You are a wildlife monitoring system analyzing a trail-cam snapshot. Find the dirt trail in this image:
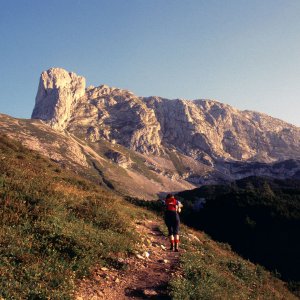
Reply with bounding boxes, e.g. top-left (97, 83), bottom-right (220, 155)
top-left (76, 219), bottom-right (181, 299)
